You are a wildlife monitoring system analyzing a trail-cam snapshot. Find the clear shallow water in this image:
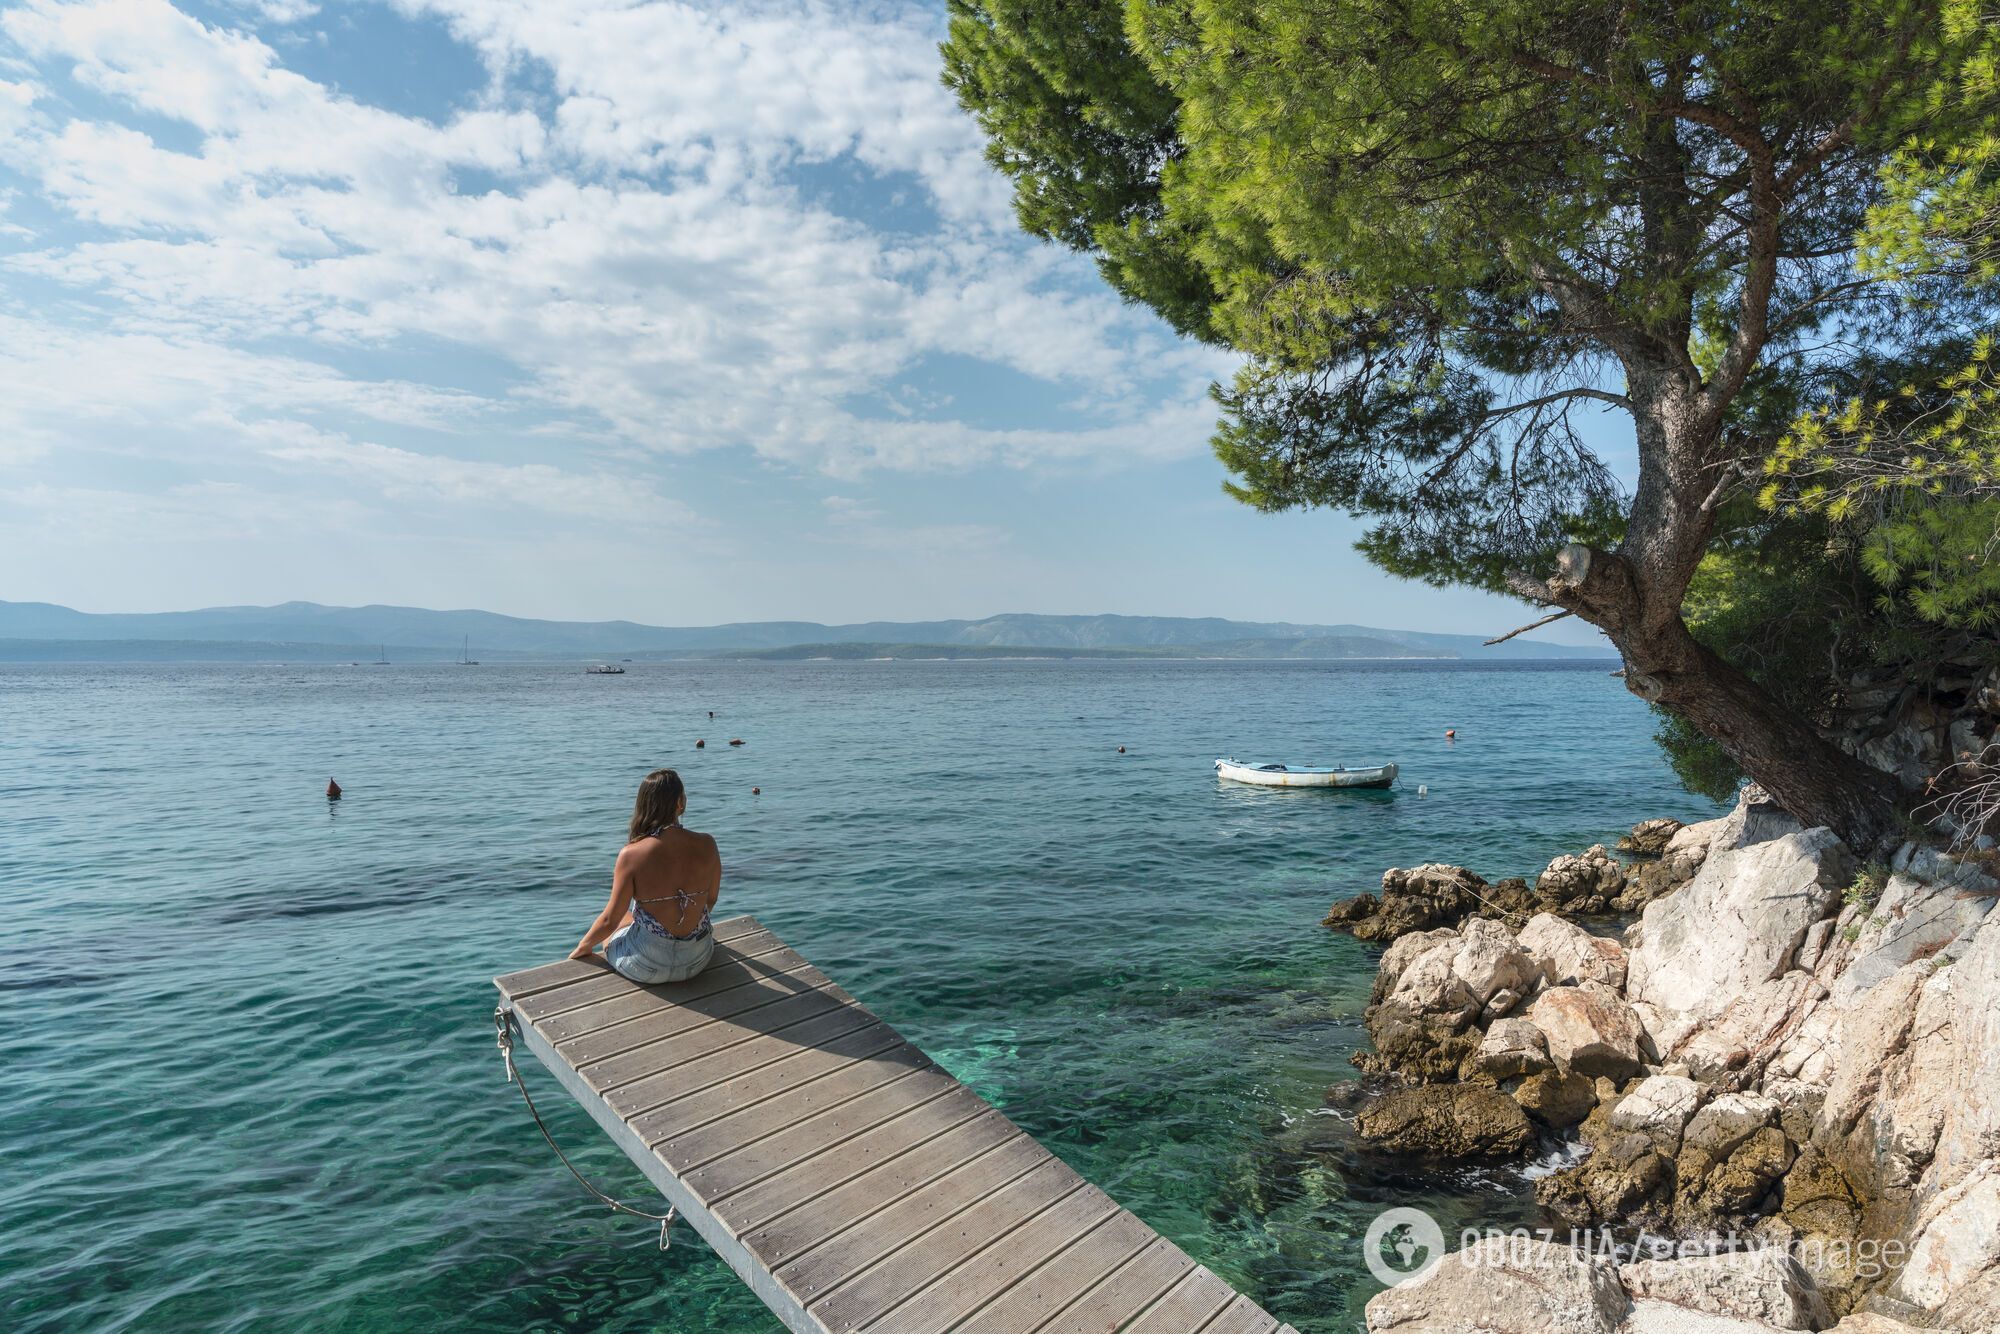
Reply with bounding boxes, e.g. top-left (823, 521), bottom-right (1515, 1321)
top-left (0, 660), bottom-right (1720, 1332)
